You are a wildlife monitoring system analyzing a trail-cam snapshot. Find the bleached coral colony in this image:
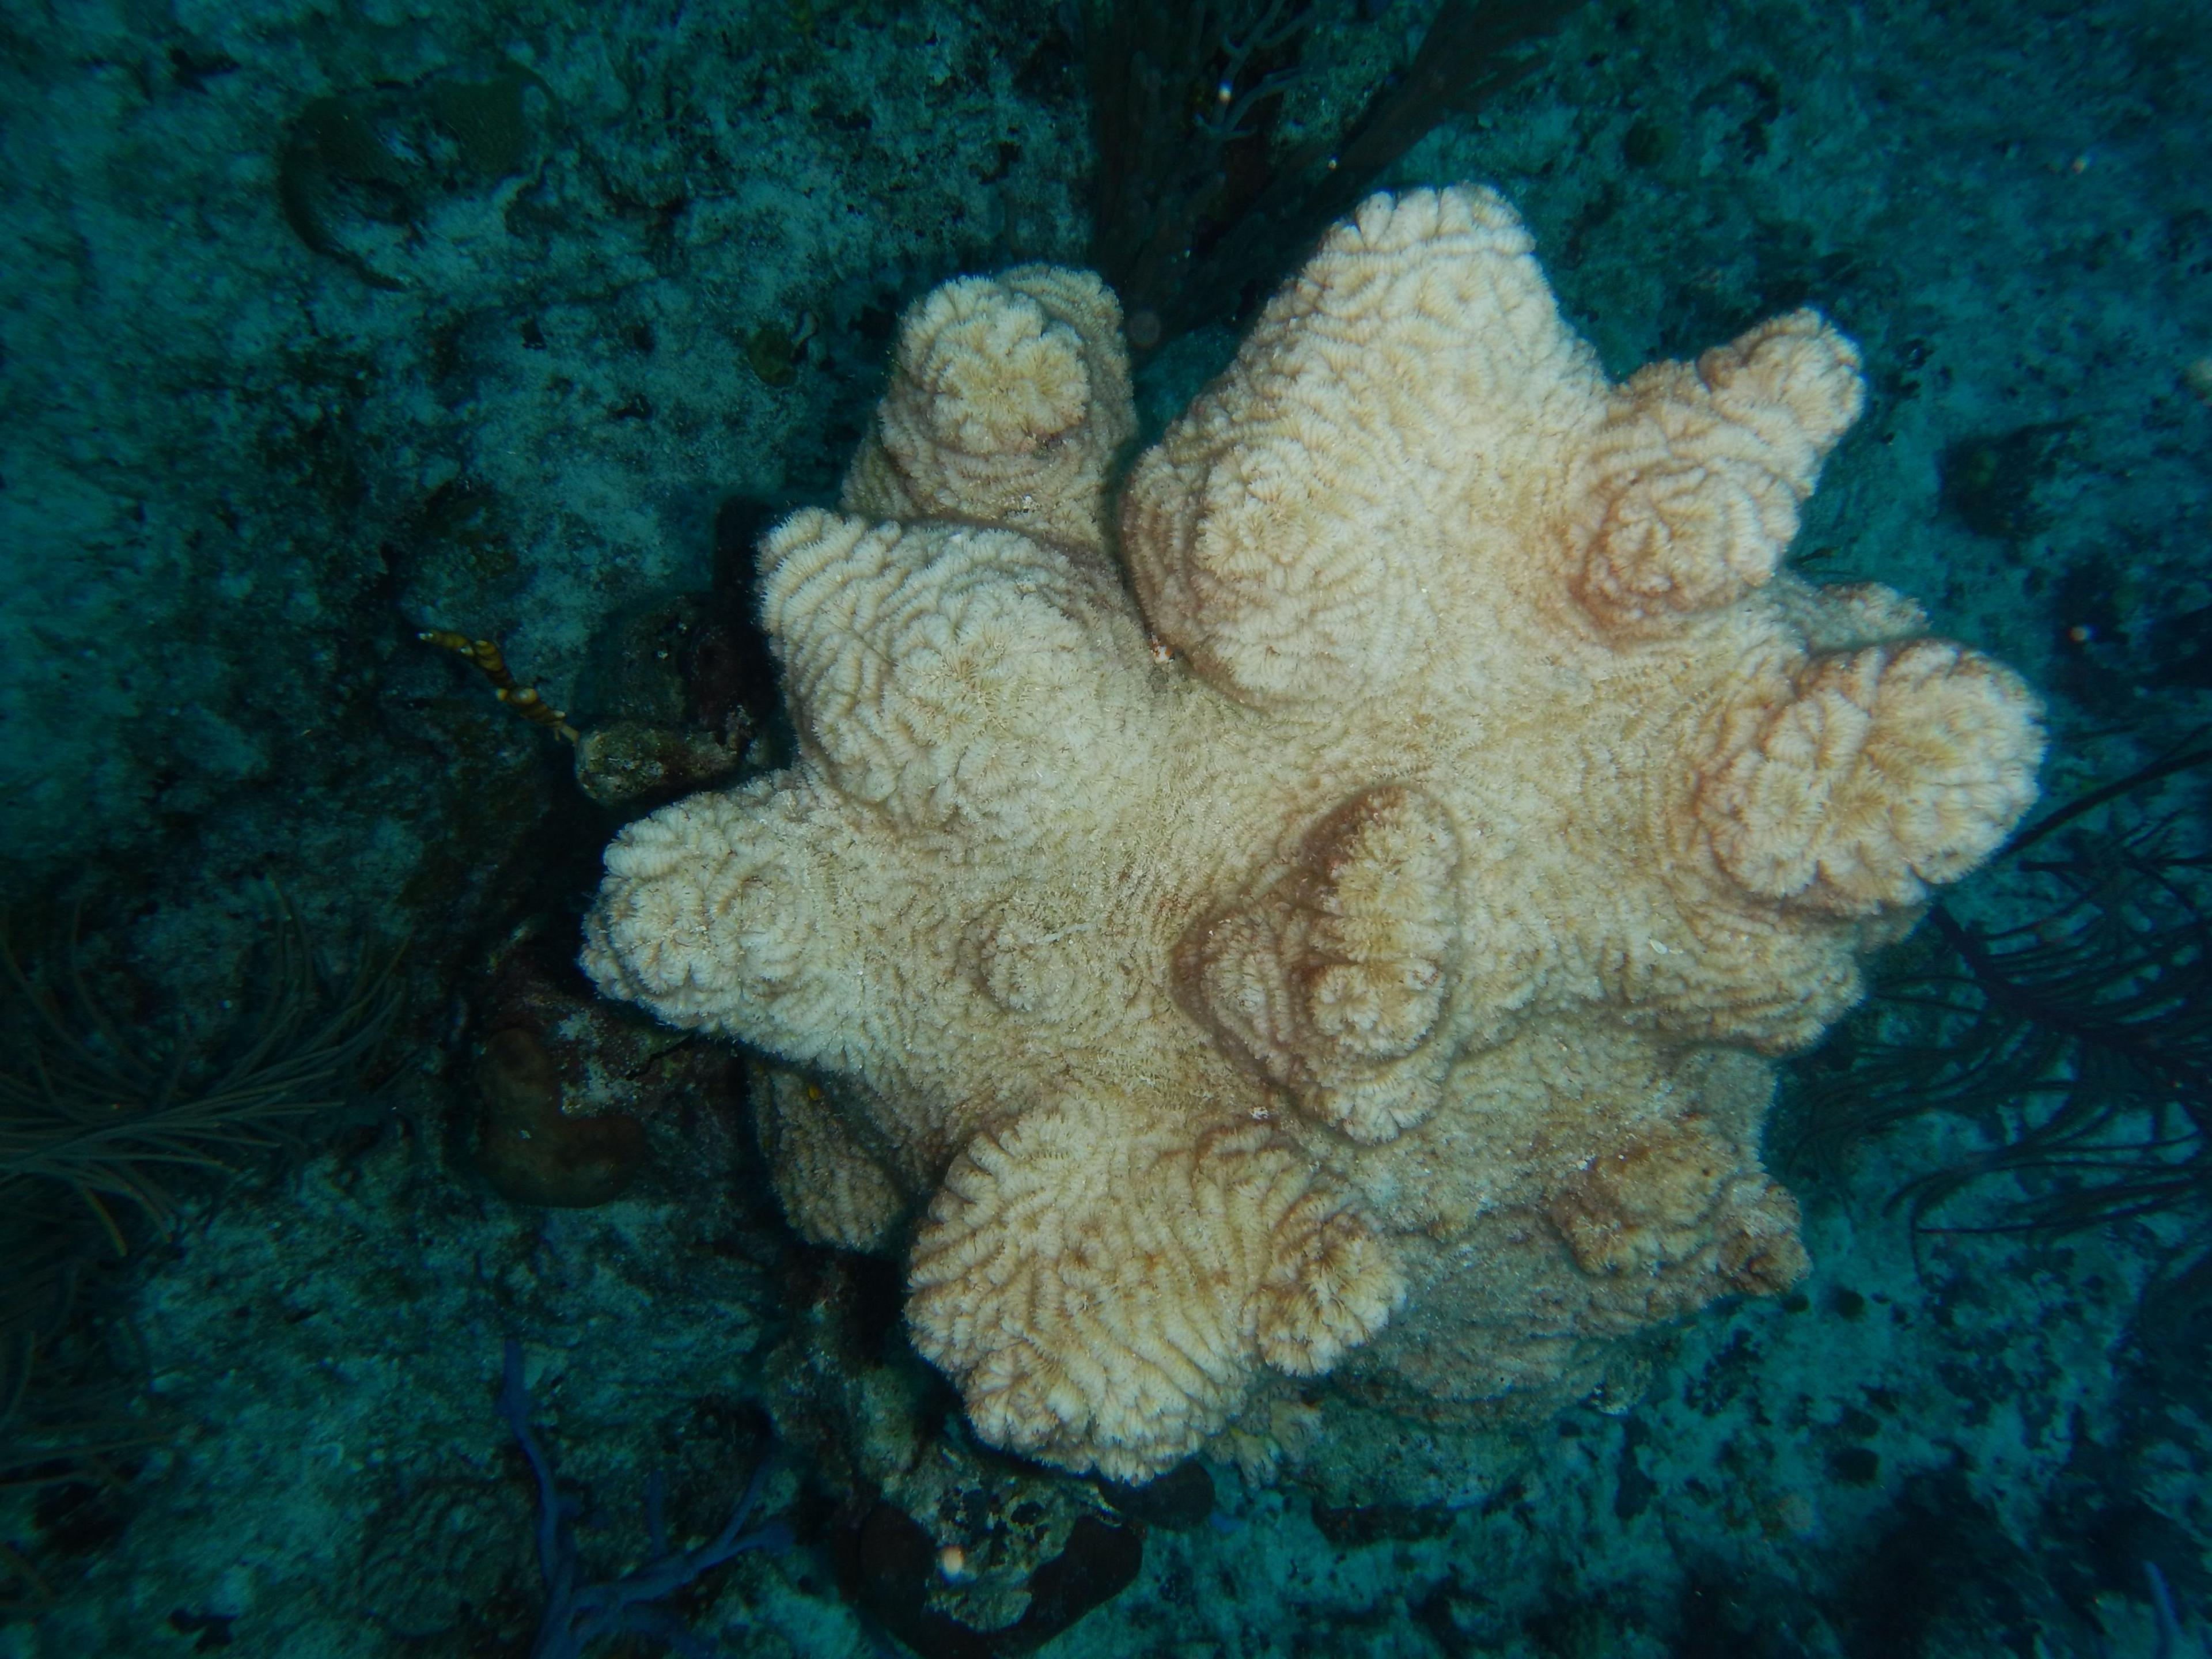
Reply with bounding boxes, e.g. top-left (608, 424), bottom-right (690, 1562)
top-left (581, 187), bottom-right (2046, 1482)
